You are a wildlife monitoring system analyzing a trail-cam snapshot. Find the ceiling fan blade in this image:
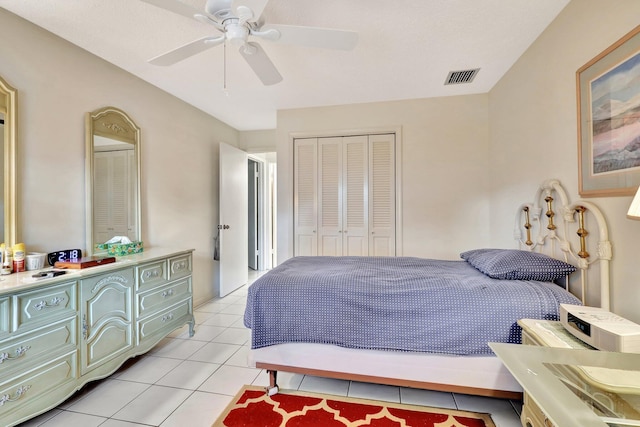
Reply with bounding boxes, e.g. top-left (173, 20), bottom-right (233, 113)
top-left (149, 36), bottom-right (225, 66)
top-left (257, 24), bottom-right (358, 50)
top-left (231, 0), bottom-right (270, 22)
top-left (139, 0), bottom-right (201, 21)
top-left (238, 42), bottom-right (283, 86)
